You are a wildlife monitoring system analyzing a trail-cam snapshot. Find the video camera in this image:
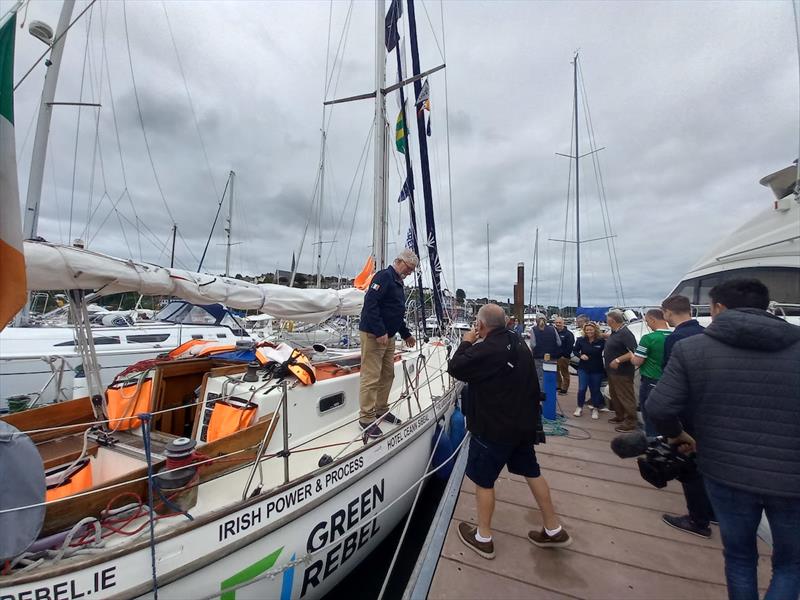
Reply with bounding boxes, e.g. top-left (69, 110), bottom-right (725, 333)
top-left (610, 431), bottom-right (697, 489)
